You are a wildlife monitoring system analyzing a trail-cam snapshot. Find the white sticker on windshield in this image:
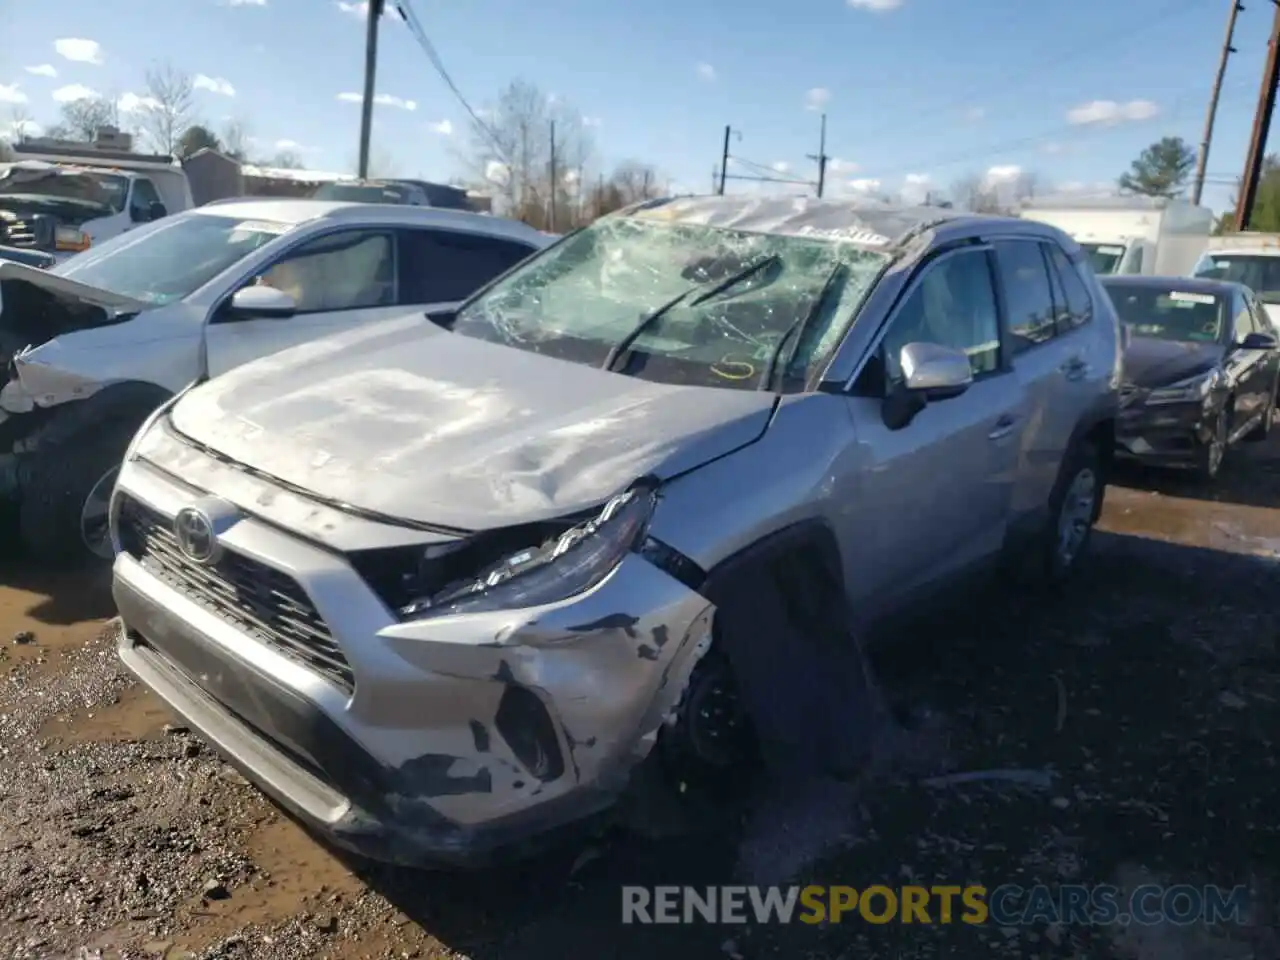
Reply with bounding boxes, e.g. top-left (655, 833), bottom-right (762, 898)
top-left (1097, 245), bottom-right (1125, 256)
top-left (233, 220), bottom-right (290, 235)
top-left (1168, 291), bottom-right (1216, 305)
